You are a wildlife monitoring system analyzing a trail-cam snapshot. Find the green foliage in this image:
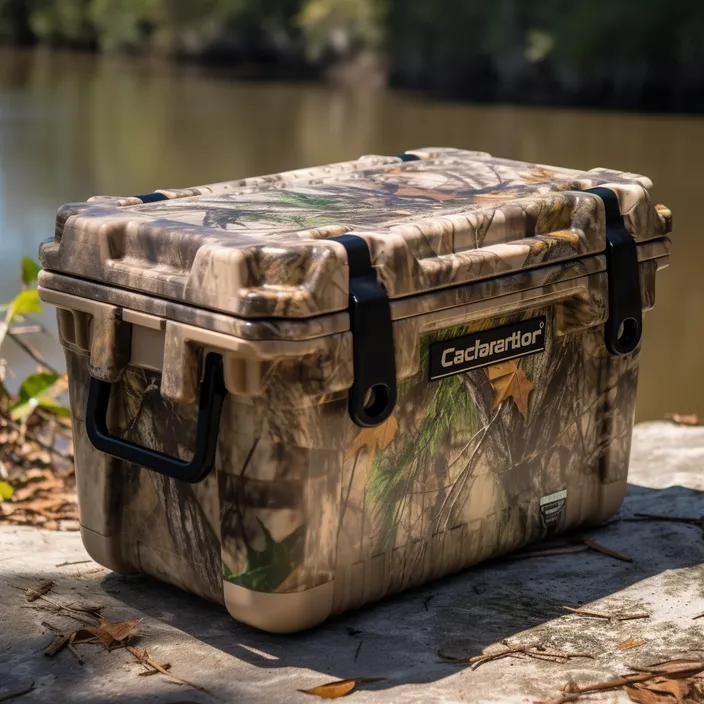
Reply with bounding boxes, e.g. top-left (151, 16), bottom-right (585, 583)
top-left (28, 0), bottom-right (94, 45)
top-left (367, 324), bottom-right (480, 551)
top-left (21, 257), bottom-right (41, 287)
top-left (10, 372), bottom-right (66, 421)
top-left (297, 0), bottom-right (385, 59)
top-left (223, 519), bottom-right (306, 591)
top-left (0, 480), bottom-right (13, 501)
top-left (3, 0), bottom-right (704, 100)
top-left (0, 258), bottom-right (71, 423)
top-left (7, 289), bottom-right (42, 321)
